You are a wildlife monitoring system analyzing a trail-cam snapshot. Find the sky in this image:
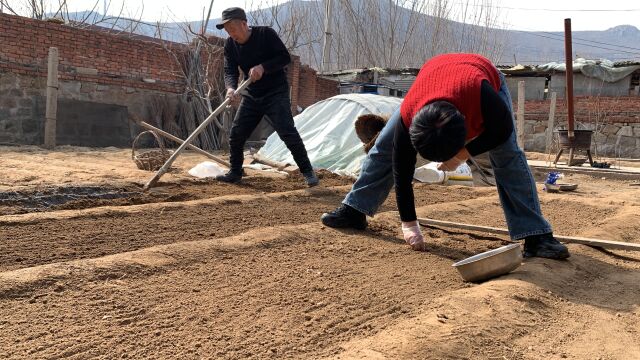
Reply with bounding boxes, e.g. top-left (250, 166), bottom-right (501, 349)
top-left (6, 0), bottom-right (640, 32)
